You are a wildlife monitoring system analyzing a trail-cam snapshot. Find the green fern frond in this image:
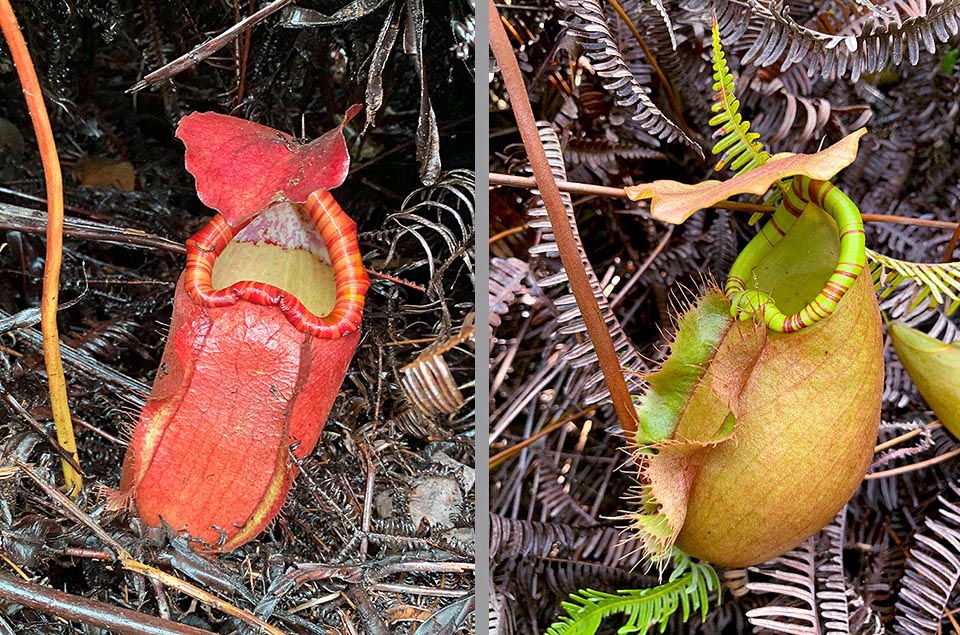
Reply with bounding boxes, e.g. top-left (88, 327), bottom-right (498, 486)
top-left (708, 20), bottom-right (770, 177)
top-left (868, 248), bottom-right (960, 315)
top-left (544, 550), bottom-right (720, 635)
